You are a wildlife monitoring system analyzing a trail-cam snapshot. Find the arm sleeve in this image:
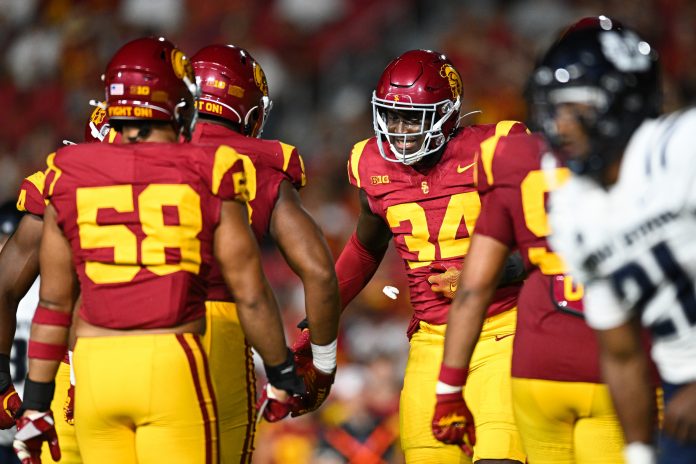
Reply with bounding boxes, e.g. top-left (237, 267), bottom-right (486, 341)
top-left (334, 233), bottom-right (386, 309)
